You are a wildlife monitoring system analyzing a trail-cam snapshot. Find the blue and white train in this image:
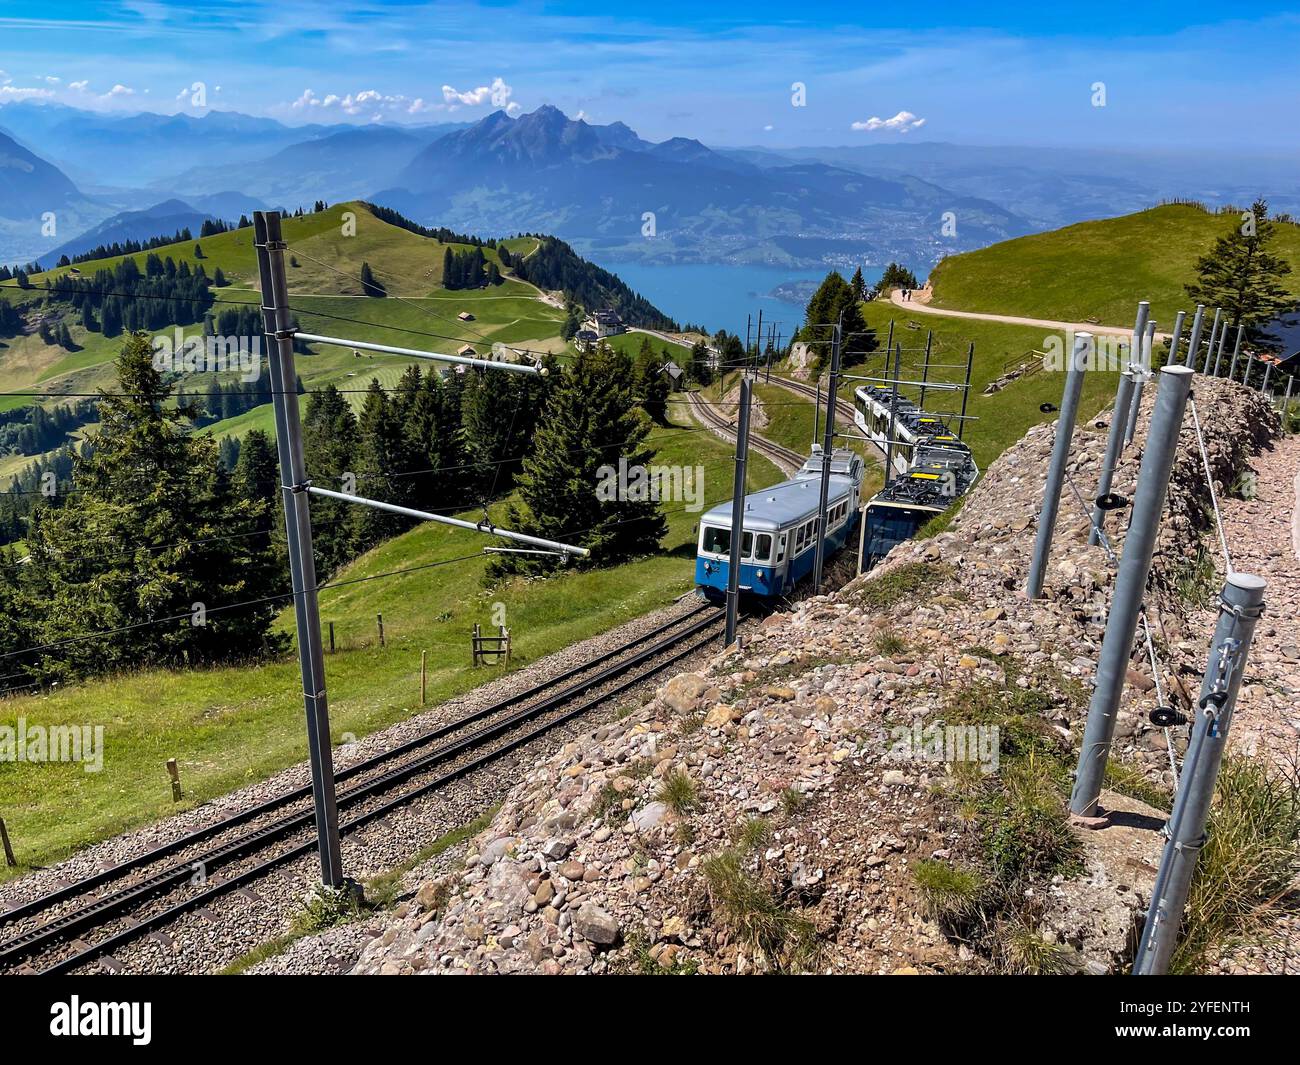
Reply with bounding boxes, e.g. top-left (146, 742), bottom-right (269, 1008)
top-left (695, 446), bottom-right (865, 602)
